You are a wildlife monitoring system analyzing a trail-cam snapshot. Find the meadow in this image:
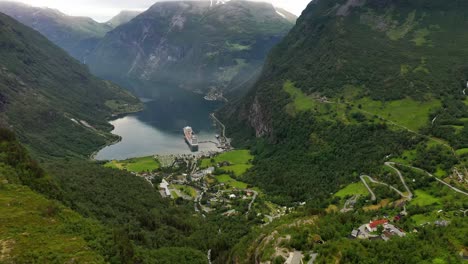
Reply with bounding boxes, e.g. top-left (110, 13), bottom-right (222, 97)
top-left (215, 174), bottom-right (248, 189)
top-left (201, 150), bottom-right (253, 169)
top-left (411, 190), bottom-right (441, 207)
top-left (334, 182), bottom-right (369, 198)
top-left (355, 97), bottom-right (441, 131)
top-left (104, 156), bottom-right (160, 173)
